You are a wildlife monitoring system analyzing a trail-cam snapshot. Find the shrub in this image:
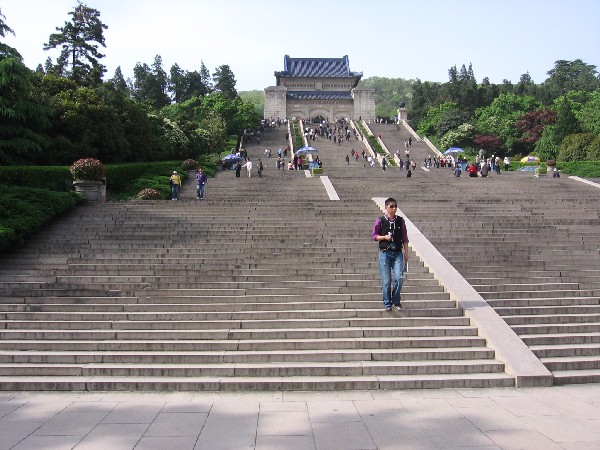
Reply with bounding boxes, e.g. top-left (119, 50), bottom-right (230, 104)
top-left (70, 158), bottom-right (105, 181)
top-left (558, 133), bottom-right (596, 162)
top-left (182, 159), bottom-right (198, 170)
top-left (0, 185), bottom-right (83, 252)
top-left (136, 188), bottom-right (162, 200)
top-left (0, 166), bottom-right (73, 192)
top-left (546, 159), bottom-right (556, 167)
